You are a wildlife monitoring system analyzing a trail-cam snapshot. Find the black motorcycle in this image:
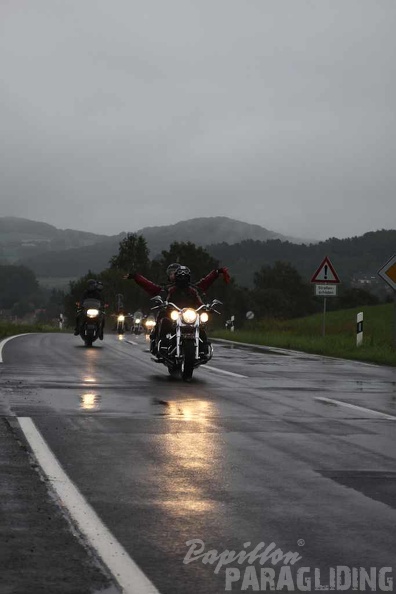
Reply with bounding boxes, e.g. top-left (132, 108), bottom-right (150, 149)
top-left (78, 298), bottom-right (105, 347)
top-left (150, 297), bottom-right (222, 381)
top-left (116, 313), bottom-right (126, 335)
